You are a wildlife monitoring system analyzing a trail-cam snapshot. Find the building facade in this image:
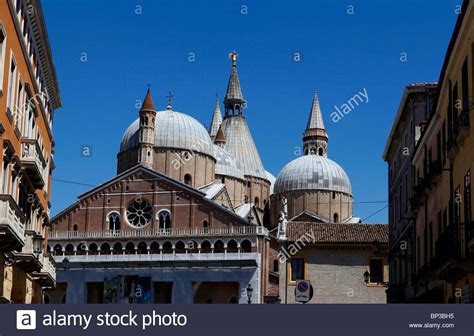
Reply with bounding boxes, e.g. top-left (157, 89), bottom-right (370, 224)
top-left (411, 0), bottom-right (474, 303)
top-left (0, 0), bottom-right (60, 303)
top-left (384, 0), bottom-right (474, 303)
top-left (47, 54), bottom-right (275, 304)
top-left (272, 91), bottom-right (389, 304)
top-left (383, 83), bottom-right (437, 303)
